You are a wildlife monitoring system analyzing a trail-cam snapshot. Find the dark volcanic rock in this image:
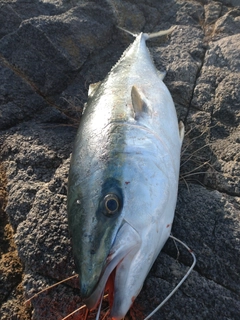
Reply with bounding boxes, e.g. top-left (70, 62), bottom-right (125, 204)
top-left (0, 64), bottom-right (50, 130)
top-left (0, 0), bottom-right (239, 320)
top-left (0, 3), bottom-right (114, 97)
top-left (0, 3), bottom-right (22, 38)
